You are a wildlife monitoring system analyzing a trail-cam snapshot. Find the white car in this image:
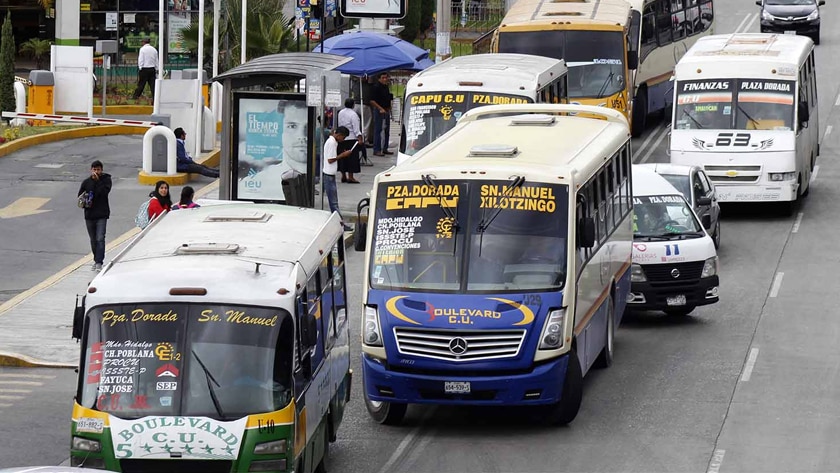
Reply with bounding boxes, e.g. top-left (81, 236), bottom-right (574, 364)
top-left (638, 162), bottom-right (721, 248)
